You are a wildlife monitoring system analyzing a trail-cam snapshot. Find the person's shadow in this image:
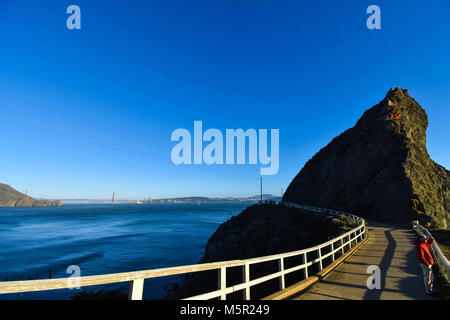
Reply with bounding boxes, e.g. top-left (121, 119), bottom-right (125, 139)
top-left (363, 228), bottom-right (396, 300)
